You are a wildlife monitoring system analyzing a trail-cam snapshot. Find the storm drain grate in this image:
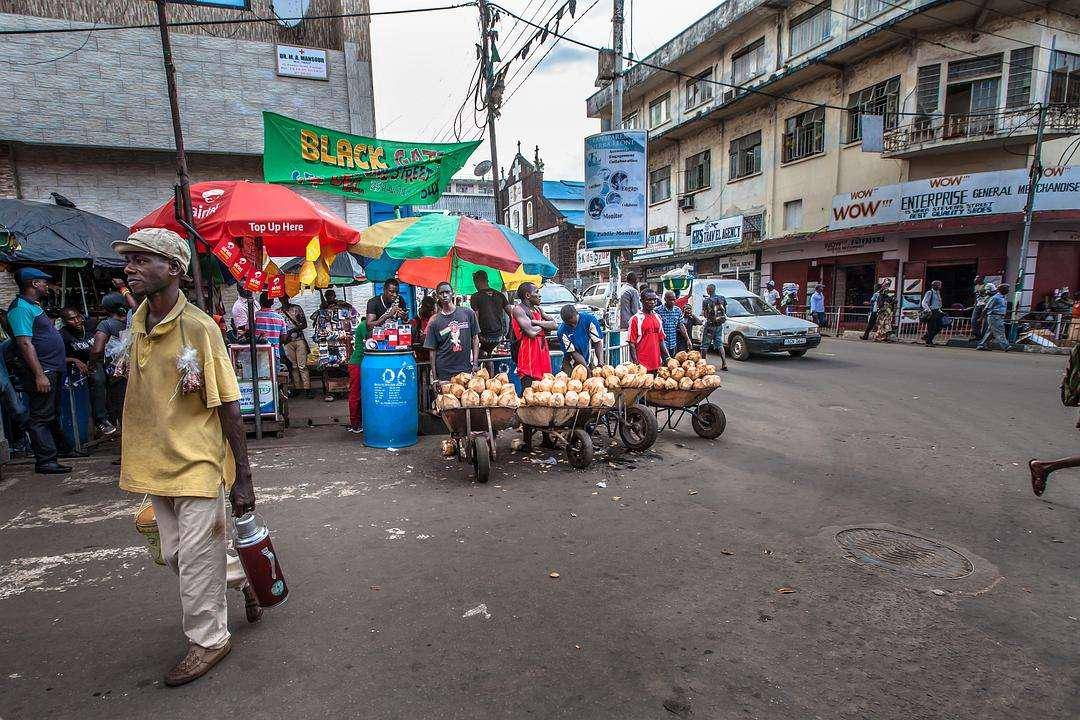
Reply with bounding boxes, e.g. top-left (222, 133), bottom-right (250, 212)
top-left (836, 528), bottom-right (974, 579)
